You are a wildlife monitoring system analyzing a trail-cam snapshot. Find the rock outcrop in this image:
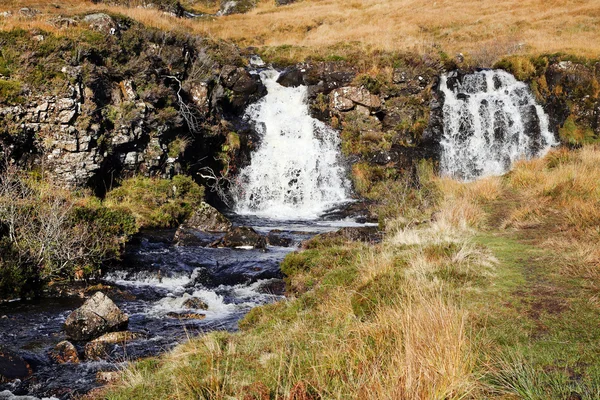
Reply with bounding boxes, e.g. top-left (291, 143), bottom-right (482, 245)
top-left (217, 0), bottom-right (256, 15)
top-left (0, 23), bottom-right (265, 195)
top-left (64, 292), bottom-right (129, 341)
